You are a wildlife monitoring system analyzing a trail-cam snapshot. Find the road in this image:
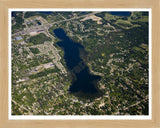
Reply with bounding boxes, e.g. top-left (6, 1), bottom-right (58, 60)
top-left (13, 12), bottom-right (100, 36)
top-left (113, 95), bottom-right (148, 115)
top-left (12, 99), bottom-right (29, 112)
